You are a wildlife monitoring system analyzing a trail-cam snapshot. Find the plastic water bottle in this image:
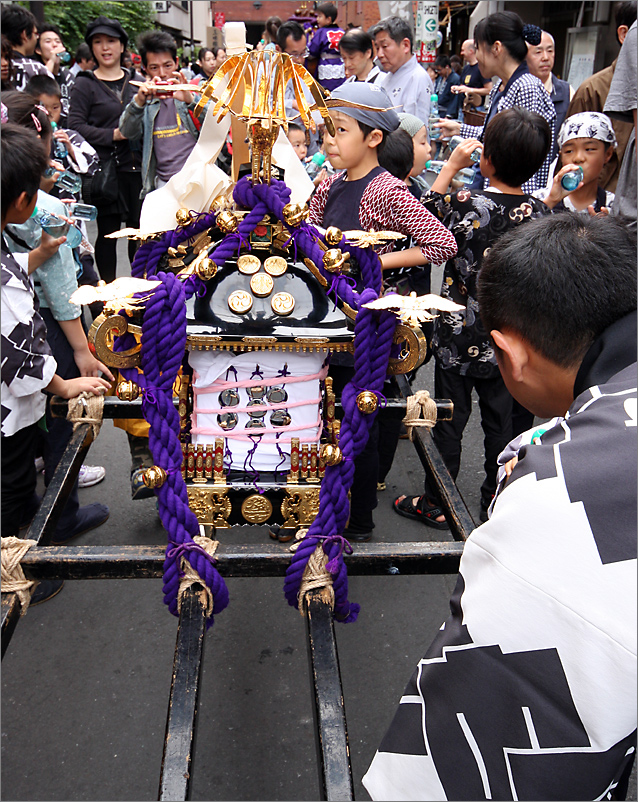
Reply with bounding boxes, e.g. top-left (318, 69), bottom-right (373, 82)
top-left (426, 160), bottom-right (475, 185)
top-left (561, 166), bottom-right (584, 191)
top-left (58, 50), bottom-right (71, 65)
top-left (305, 151), bottom-right (326, 179)
top-left (448, 135), bottom-right (482, 163)
top-left (50, 121), bottom-right (67, 161)
top-left (428, 94), bottom-right (440, 141)
top-left (54, 169), bottom-right (82, 195)
top-left (66, 203), bottom-right (97, 222)
top-left (33, 208), bottom-right (83, 248)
